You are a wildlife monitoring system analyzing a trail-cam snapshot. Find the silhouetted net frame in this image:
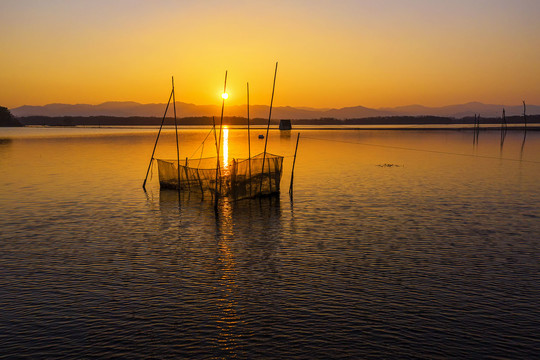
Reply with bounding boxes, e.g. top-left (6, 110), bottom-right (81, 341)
top-left (157, 152), bottom-right (283, 200)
